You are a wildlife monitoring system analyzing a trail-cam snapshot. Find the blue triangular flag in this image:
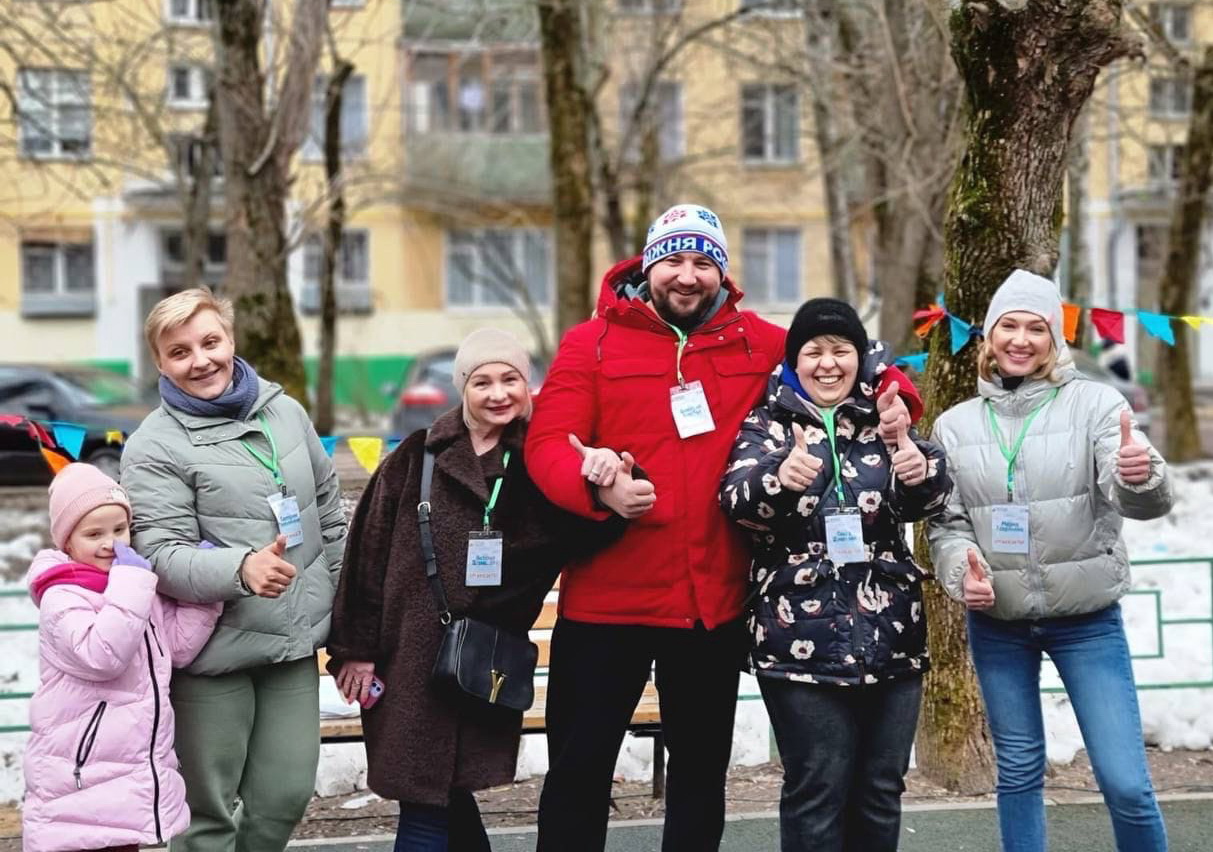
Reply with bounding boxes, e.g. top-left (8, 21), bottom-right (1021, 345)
top-left (1137, 311), bottom-right (1176, 345)
top-left (895, 353), bottom-right (929, 372)
top-left (319, 436), bottom-right (339, 457)
top-left (386, 438), bottom-right (402, 455)
top-left (949, 315), bottom-right (972, 355)
top-left (51, 422), bottom-right (87, 460)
